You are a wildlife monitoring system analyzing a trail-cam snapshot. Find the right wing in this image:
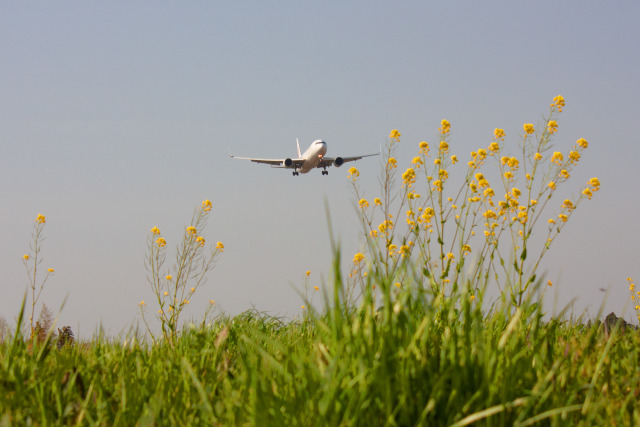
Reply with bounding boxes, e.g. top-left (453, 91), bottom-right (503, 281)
top-left (229, 154), bottom-right (304, 168)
